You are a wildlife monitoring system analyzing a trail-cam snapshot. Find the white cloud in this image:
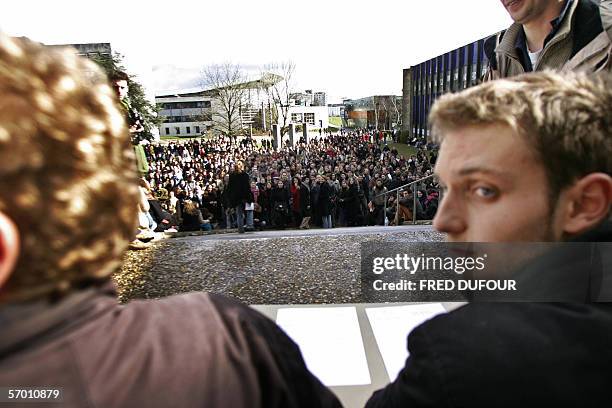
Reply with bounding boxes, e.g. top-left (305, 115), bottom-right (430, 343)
top-left (2, 0), bottom-right (512, 103)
